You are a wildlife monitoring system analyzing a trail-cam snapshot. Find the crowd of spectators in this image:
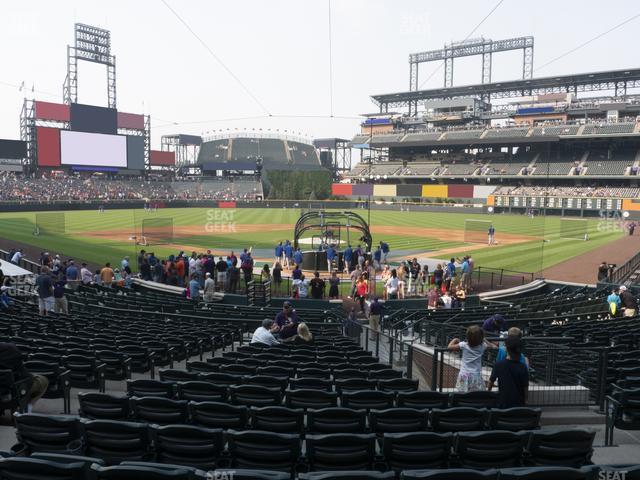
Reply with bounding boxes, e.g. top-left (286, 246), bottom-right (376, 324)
top-left (0, 174), bottom-right (262, 203)
top-left (494, 185), bottom-right (640, 198)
